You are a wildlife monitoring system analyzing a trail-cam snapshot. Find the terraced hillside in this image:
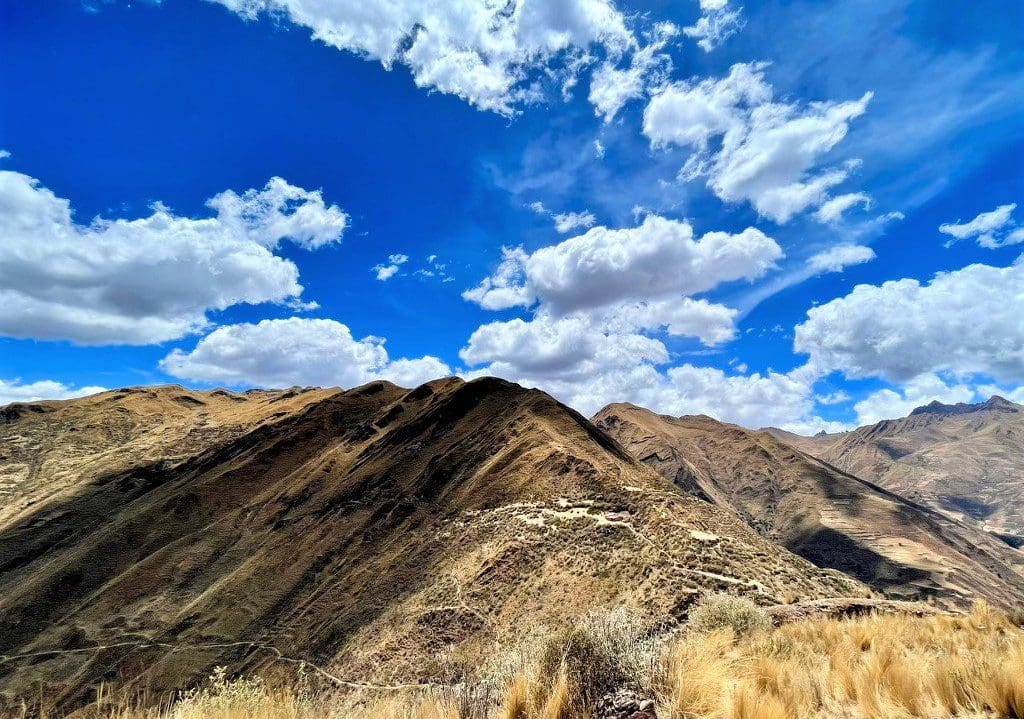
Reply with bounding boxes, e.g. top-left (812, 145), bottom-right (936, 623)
top-left (769, 396), bottom-right (1024, 544)
top-left (594, 403), bottom-right (1024, 609)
